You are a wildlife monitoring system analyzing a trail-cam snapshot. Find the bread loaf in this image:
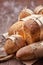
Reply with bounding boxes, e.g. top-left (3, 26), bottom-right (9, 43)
top-left (34, 5), bottom-right (43, 14)
top-left (3, 35), bottom-right (26, 54)
top-left (16, 41), bottom-right (43, 60)
top-left (18, 8), bottom-right (33, 20)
